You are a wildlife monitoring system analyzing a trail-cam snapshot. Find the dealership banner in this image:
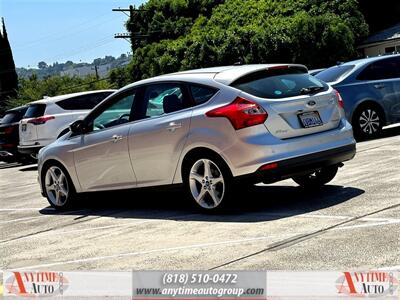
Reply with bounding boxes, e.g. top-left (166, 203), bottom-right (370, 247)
top-left (132, 271), bottom-right (266, 299)
top-left (0, 270), bottom-right (398, 299)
